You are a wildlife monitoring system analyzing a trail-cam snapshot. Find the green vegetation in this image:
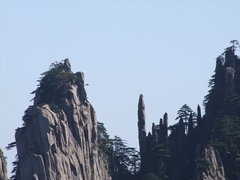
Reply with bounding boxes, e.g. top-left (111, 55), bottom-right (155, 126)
top-left (175, 104), bottom-right (197, 134)
top-left (111, 136), bottom-right (140, 175)
top-left (34, 61), bottom-right (80, 106)
top-left (197, 158), bottom-right (214, 173)
top-left (210, 115), bottom-right (240, 179)
top-left (175, 104), bottom-right (197, 123)
top-left (22, 105), bottom-right (34, 126)
top-left (5, 142), bottom-right (16, 151)
top-left (151, 143), bottom-right (170, 158)
top-left (97, 122), bottom-right (140, 179)
top-left (97, 122), bottom-right (111, 154)
top-left (142, 173), bottom-right (161, 180)
top-left (212, 115), bottom-right (240, 150)
top-left (0, 174), bottom-right (4, 180)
